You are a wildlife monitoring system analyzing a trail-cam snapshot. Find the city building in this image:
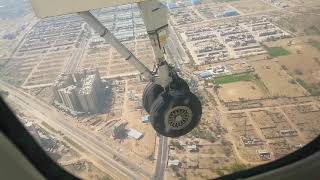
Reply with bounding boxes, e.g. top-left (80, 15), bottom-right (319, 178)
top-left (127, 128), bottom-right (144, 140)
top-left (168, 159), bottom-right (180, 167)
top-left (52, 68), bottom-right (105, 115)
top-left (257, 150), bottom-right (271, 161)
top-left (187, 144), bottom-right (198, 152)
top-left (223, 9), bottom-right (239, 17)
